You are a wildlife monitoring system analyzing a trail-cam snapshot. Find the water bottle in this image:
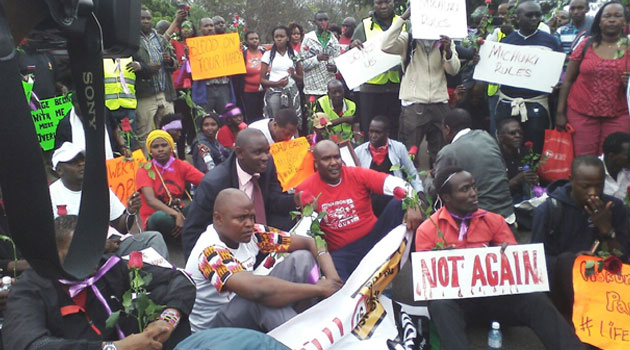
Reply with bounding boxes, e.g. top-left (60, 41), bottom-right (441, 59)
top-left (488, 321), bottom-right (502, 350)
top-left (198, 145), bottom-right (215, 171)
top-left (0, 276), bottom-right (10, 292)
